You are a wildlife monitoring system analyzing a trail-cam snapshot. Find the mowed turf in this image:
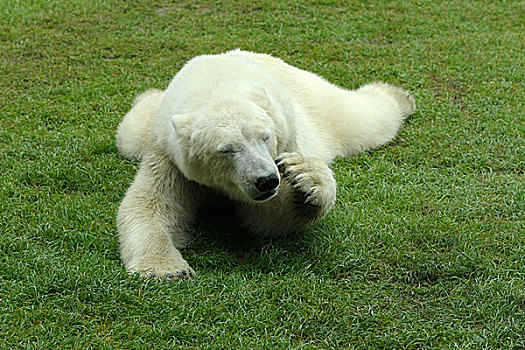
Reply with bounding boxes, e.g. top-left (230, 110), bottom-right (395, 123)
top-left (1, 0), bottom-right (523, 348)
